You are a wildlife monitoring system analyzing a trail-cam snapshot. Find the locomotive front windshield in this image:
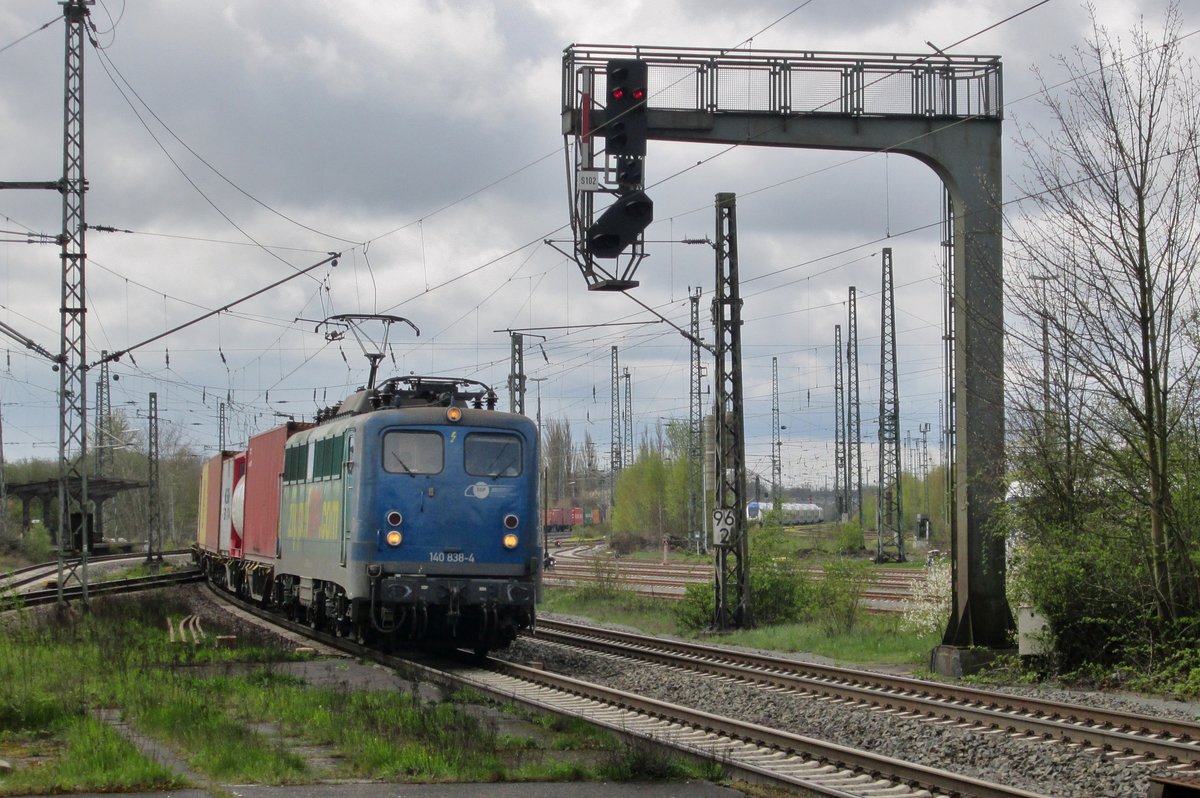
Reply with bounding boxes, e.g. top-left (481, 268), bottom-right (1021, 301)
top-left (382, 430), bottom-right (443, 475)
top-left (464, 432), bottom-right (522, 477)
